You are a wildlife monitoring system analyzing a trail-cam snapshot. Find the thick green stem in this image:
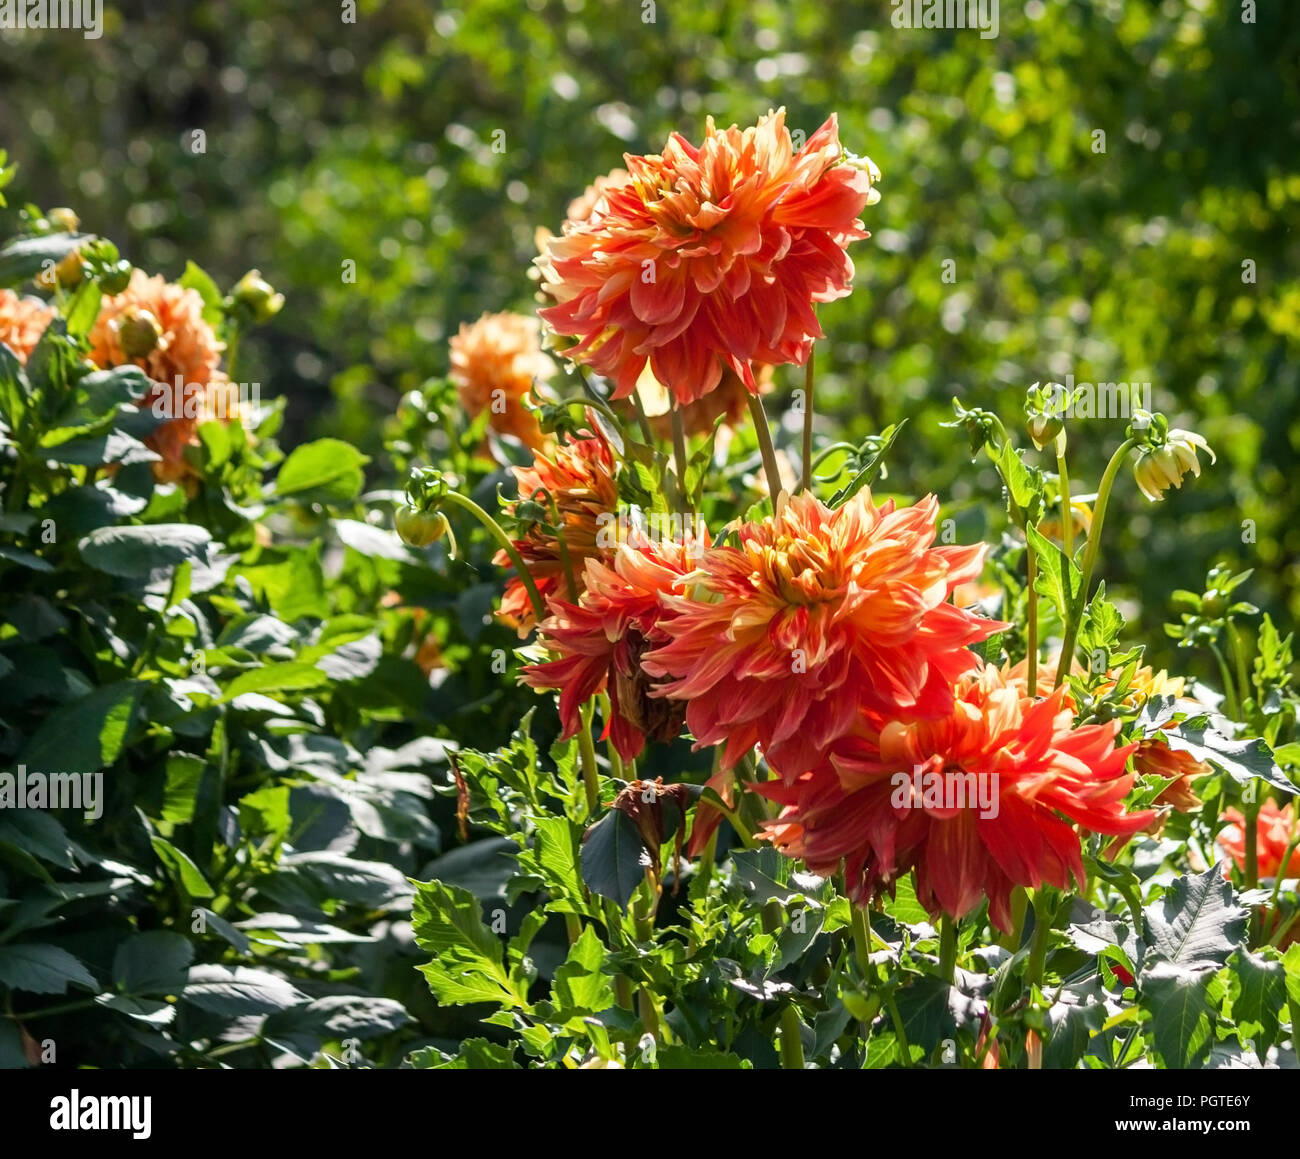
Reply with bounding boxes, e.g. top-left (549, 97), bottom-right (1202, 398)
top-left (577, 701), bottom-right (601, 817)
top-left (779, 1004), bottom-right (806, 1070)
top-left (939, 914), bottom-right (958, 984)
top-left (800, 353), bottom-right (815, 493)
top-left (746, 392), bottom-right (784, 506)
top-left (1244, 795), bottom-right (1260, 890)
top-left (1054, 438), bottom-right (1138, 688)
top-left (1055, 438), bottom-right (1074, 561)
top-left (1210, 642), bottom-right (1242, 721)
top-left (1026, 539), bottom-right (1039, 692)
top-left (1027, 889), bottom-right (1054, 989)
top-left (442, 491), bottom-right (547, 623)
